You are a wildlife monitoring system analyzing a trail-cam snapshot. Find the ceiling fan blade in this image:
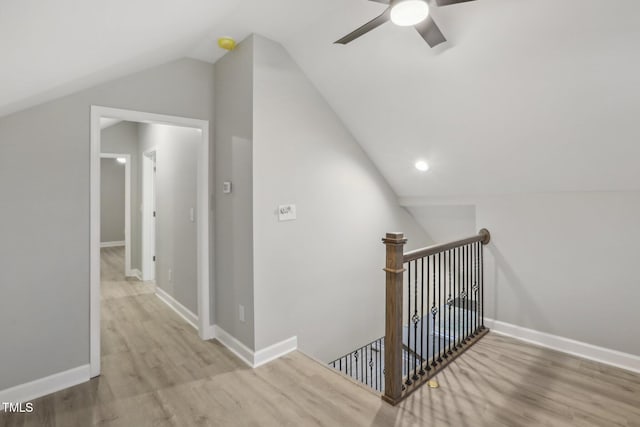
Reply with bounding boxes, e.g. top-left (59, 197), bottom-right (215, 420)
top-left (435, 0), bottom-right (475, 6)
top-left (335, 9), bottom-right (391, 44)
top-left (415, 16), bottom-right (447, 47)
